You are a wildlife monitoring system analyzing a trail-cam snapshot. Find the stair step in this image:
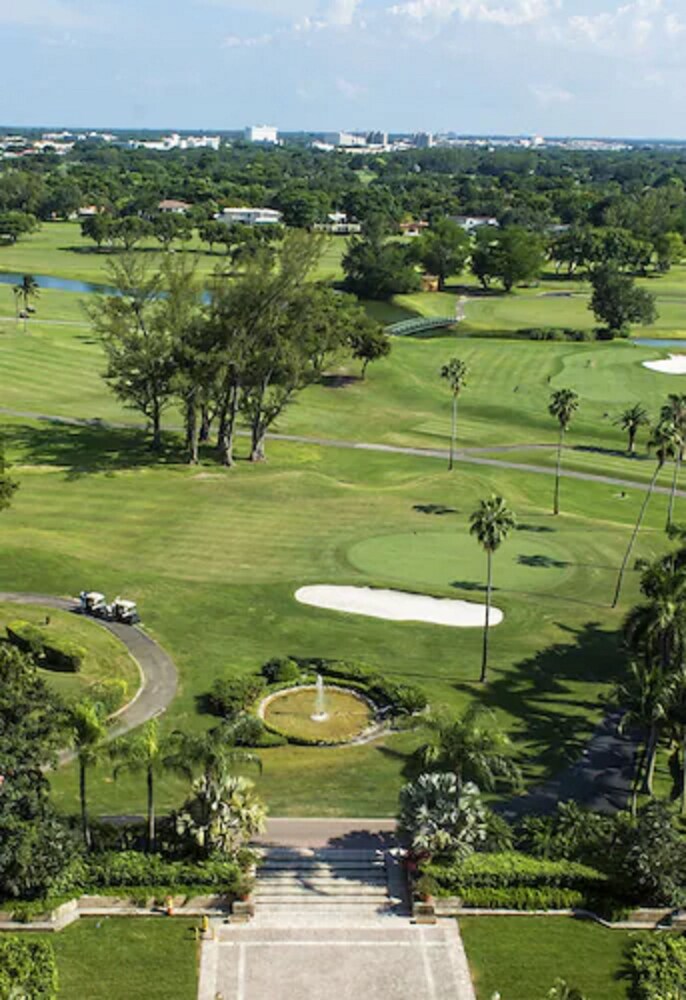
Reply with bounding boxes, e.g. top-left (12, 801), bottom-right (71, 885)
top-left (256, 886), bottom-right (388, 897)
top-left (260, 850), bottom-right (384, 862)
top-left (254, 895), bottom-right (391, 906)
top-left (259, 866), bottom-right (385, 876)
top-left (257, 876), bottom-right (387, 886)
